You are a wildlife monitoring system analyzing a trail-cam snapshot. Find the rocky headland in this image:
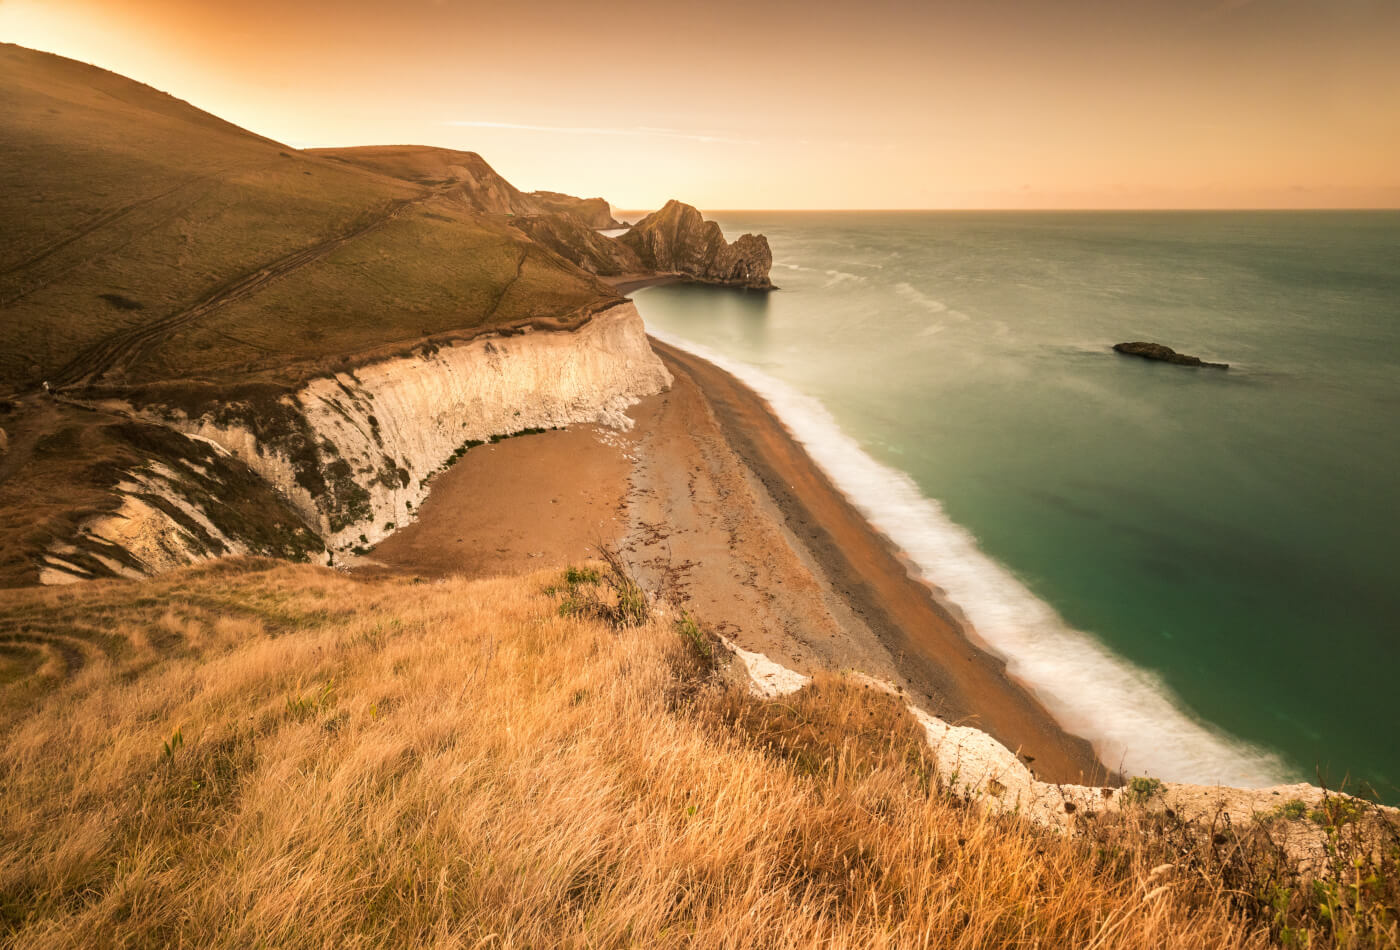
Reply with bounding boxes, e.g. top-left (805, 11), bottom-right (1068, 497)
top-left (511, 199), bottom-right (776, 291)
top-left (621, 200), bottom-right (774, 290)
